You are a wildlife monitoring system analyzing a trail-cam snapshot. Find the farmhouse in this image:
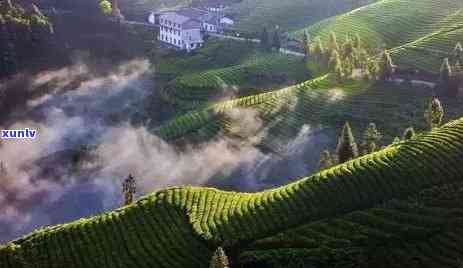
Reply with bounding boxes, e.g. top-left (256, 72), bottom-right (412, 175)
top-left (148, 7), bottom-right (234, 51)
